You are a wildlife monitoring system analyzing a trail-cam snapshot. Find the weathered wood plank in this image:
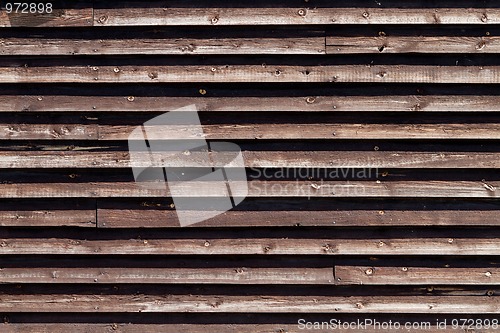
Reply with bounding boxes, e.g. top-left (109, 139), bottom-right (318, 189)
top-left (93, 7), bottom-right (500, 26)
top-left (0, 123), bottom-right (497, 140)
top-left (99, 123), bottom-right (500, 140)
top-left (0, 1), bottom-right (92, 27)
top-left (2, 238), bottom-right (499, 256)
top-left (0, 324), bottom-right (314, 333)
top-left (0, 37), bottom-right (325, 55)
top-left (0, 200), bottom-right (96, 227)
top-left (98, 208), bottom-right (500, 228)
top-left (0, 267), bottom-right (334, 284)
top-left (327, 36), bottom-right (500, 54)
top-left (4, 65), bottom-right (500, 84)
top-left (0, 294), bottom-right (497, 313)
top-left (0, 210), bottom-right (95, 227)
top-left (3, 95), bottom-right (500, 112)
top-left (335, 266), bottom-right (500, 285)
top-left (0, 180), bottom-right (497, 198)
top-left (0, 151), bottom-right (498, 168)
top-left (0, 323), bottom-right (477, 333)
top-left (0, 124), bottom-right (97, 140)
